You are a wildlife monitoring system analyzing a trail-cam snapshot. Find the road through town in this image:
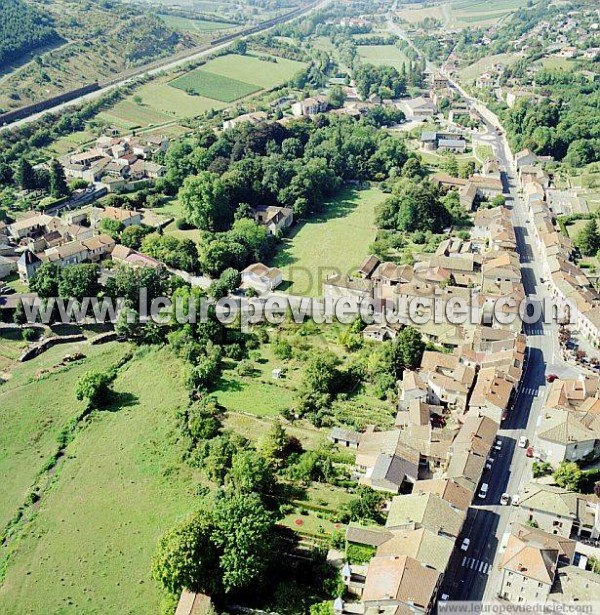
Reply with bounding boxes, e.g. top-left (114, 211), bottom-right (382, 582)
top-left (386, 13), bottom-right (583, 603)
